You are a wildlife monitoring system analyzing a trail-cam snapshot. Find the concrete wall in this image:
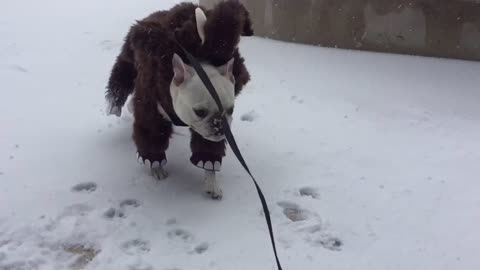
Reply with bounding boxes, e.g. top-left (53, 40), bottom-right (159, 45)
top-left (200, 0), bottom-right (480, 61)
